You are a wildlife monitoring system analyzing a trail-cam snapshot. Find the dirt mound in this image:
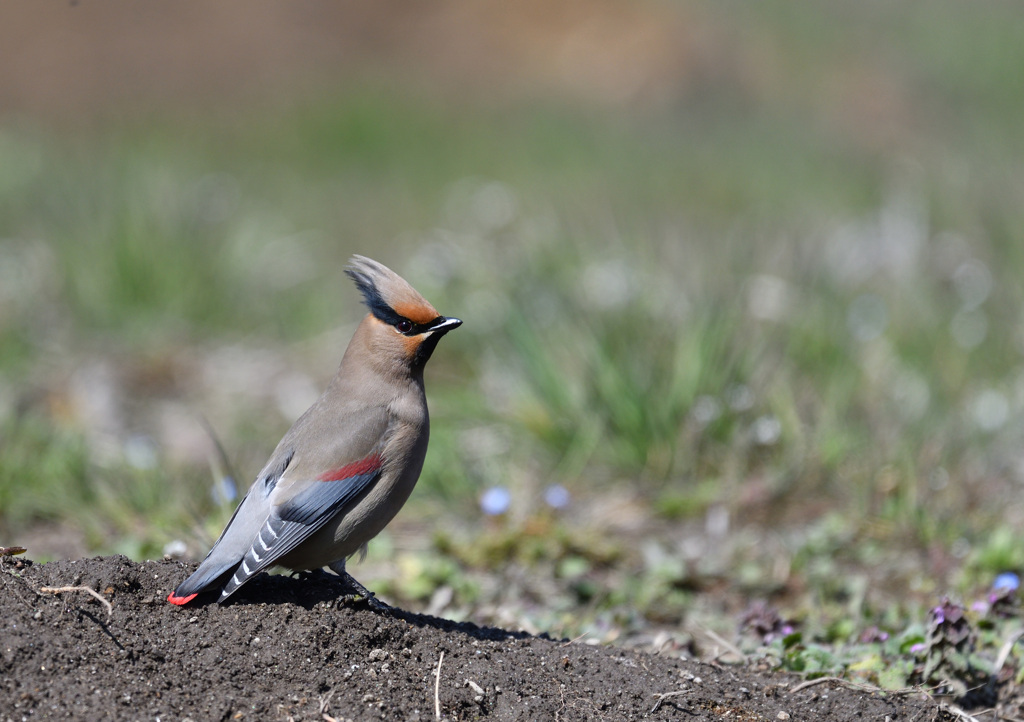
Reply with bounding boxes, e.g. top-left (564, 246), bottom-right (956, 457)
top-left (1, 555), bottom-right (945, 721)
